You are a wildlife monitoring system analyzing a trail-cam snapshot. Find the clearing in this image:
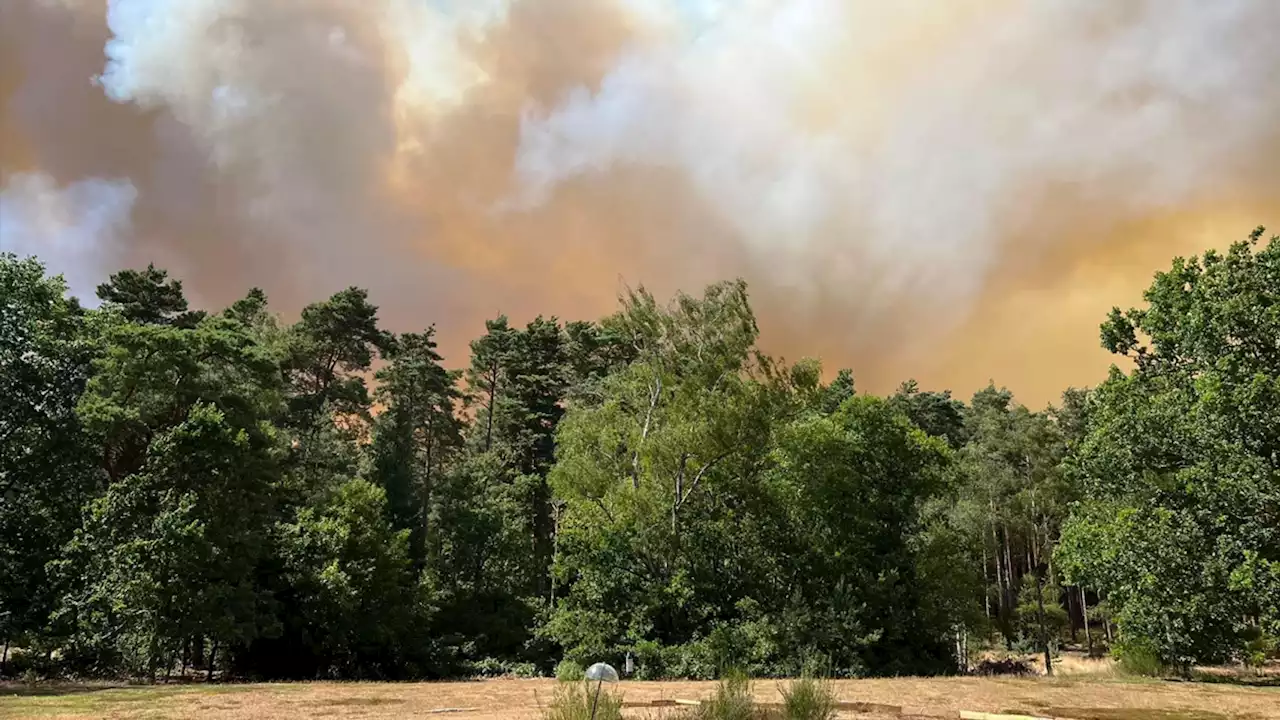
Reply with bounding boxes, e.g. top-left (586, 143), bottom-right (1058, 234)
top-left (1, 674), bottom-right (1277, 720)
